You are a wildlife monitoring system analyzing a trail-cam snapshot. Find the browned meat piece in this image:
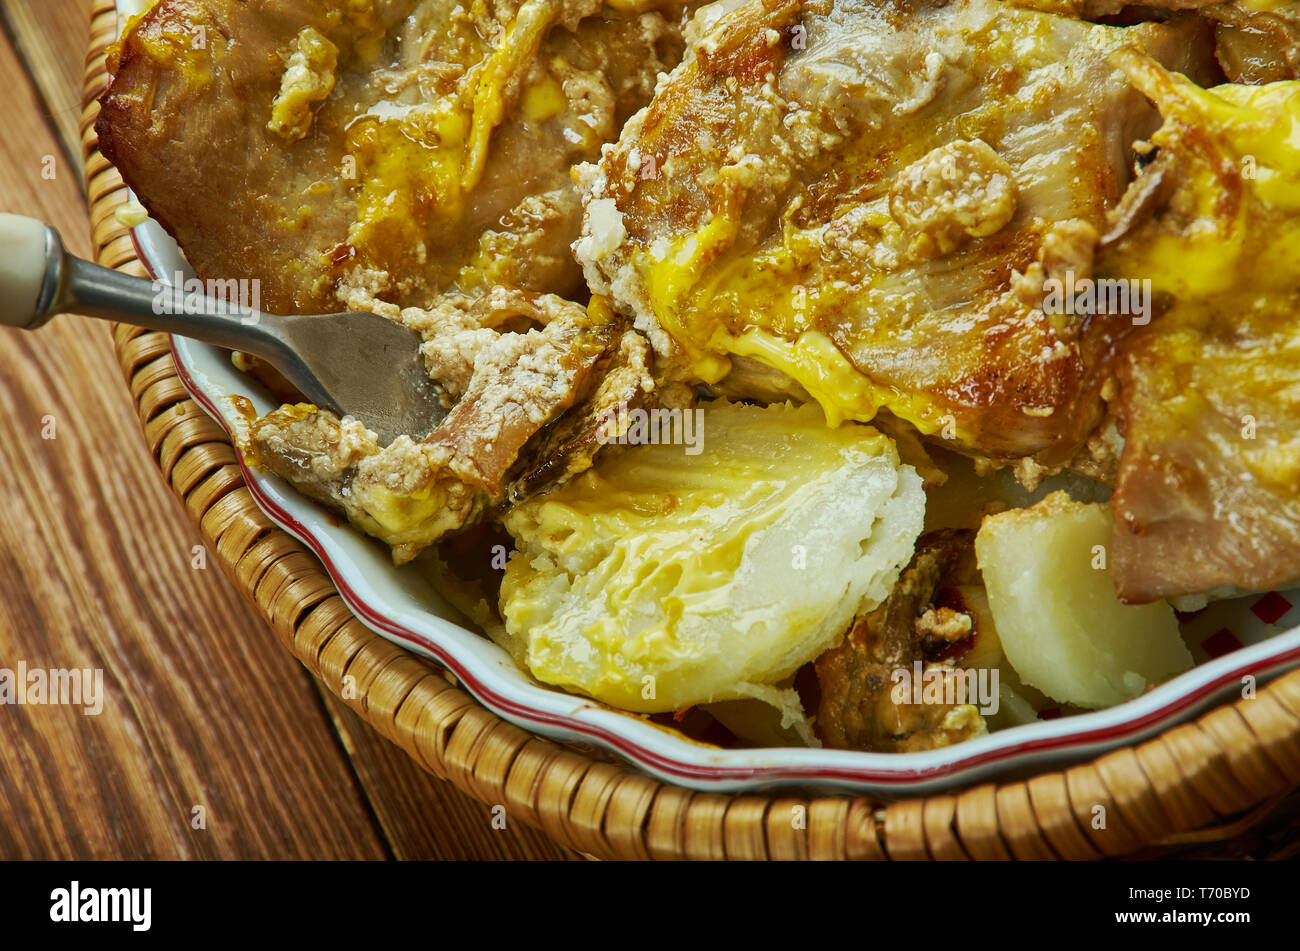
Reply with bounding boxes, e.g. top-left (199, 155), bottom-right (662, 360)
top-left (1206, 2), bottom-right (1300, 83)
top-left (1112, 310), bottom-right (1300, 602)
top-left (1097, 52), bottom-right (1300, 601)
top-left (1008, 0), bottom-right (1300, 84)
top-left (424, 308), bottom-right (620, 496)
top-left (97, 0), bottom-right (687, 314)
top-left (575, 0), bottom-right (1217, 470)
top-left (248, 295), bottom-right (631, 561)
top-left (503, 314), bottom-right (660, 504)
top-left (815, 530), bottom-right (988, 752)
